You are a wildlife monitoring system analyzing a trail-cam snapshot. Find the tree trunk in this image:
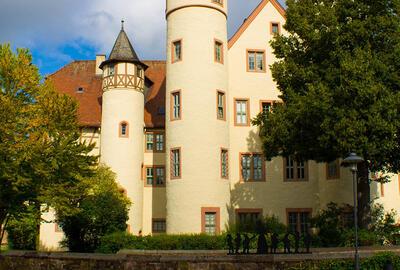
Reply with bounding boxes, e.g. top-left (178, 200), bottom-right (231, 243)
top-left (357, 162), bottom-right (371, 229)
top-left (0, 213), bottom-right (9, 251)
